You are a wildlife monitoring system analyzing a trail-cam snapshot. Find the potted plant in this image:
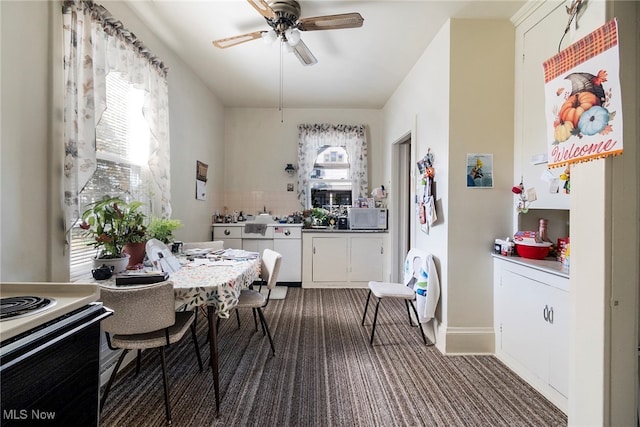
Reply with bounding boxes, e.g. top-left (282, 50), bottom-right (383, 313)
top-left (80, 195), bottom-right (147, 272)
top-left (147, 217), bottom-right (183, 244)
